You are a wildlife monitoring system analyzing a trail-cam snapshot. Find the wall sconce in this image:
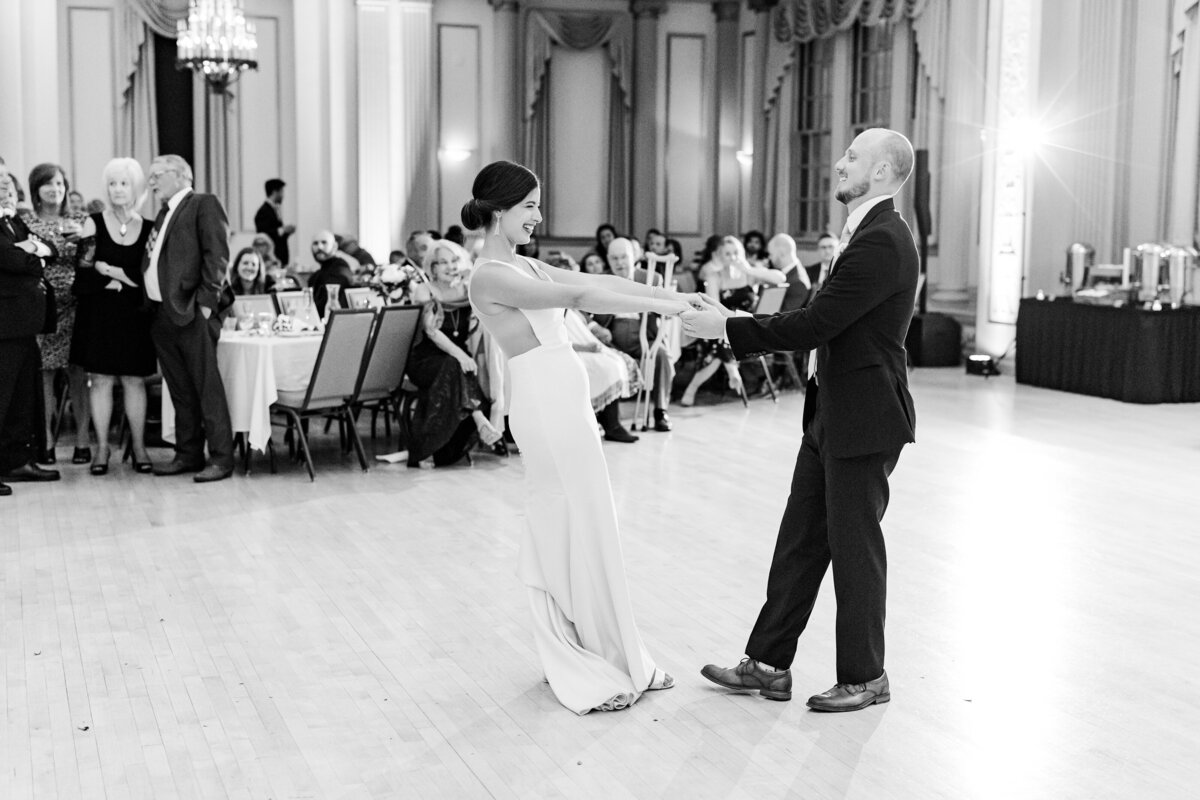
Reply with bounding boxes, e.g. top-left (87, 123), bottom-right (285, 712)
top-left (736, 149), bottom-right (753, 166)
top-left (439, 148), bottom-right (473, 163)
